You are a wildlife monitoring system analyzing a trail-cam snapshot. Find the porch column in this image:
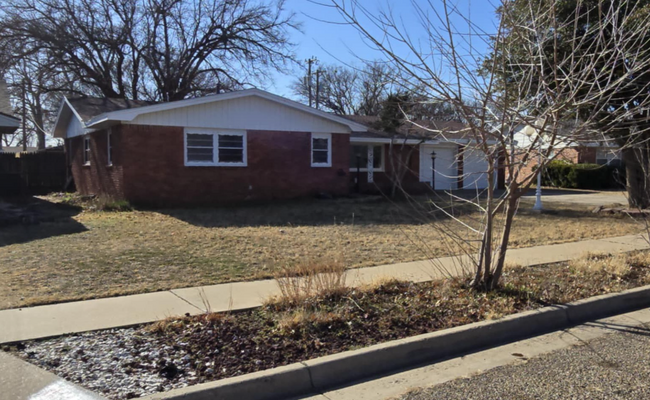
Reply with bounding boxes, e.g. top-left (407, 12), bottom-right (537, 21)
top-left (367, 145), bottom-right (374, 183)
